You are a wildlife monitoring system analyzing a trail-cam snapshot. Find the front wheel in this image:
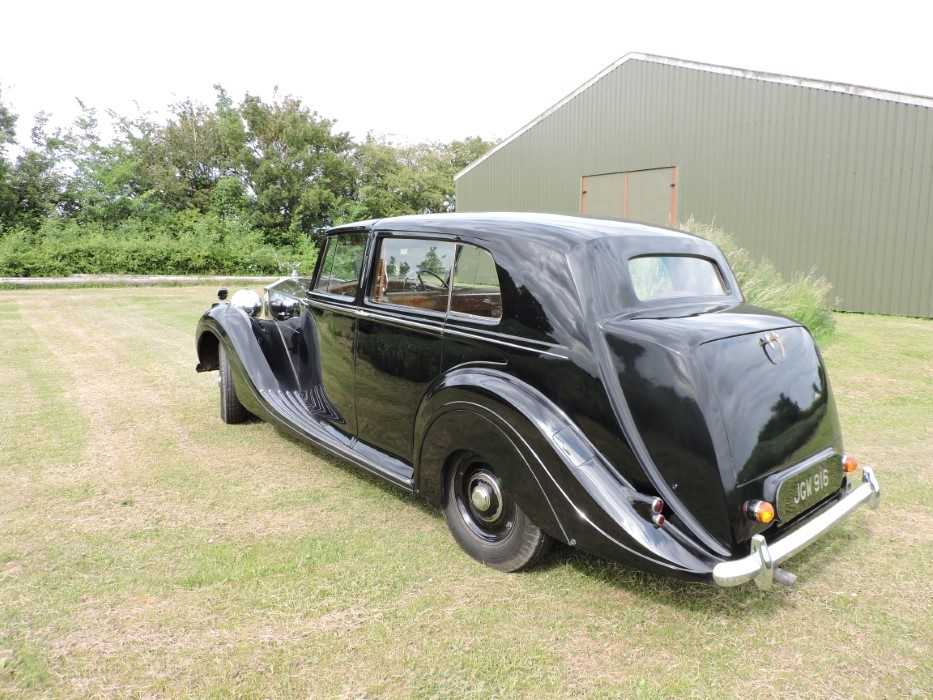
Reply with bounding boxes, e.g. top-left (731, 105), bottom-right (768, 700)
top-left (219, 344), bottom-right (249, 424)
top-left (442, 453), bottom-right (551, 572)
